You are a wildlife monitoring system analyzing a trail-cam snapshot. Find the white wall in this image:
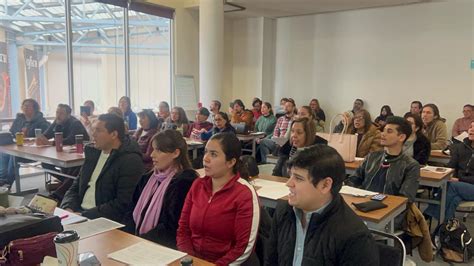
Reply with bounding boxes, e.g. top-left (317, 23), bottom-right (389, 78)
top-left (273, 0), bottom-right (474, 135)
